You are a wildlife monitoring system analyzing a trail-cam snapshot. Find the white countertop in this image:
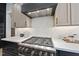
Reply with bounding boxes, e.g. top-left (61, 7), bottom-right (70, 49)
top-left (1, 36), bottom-right (32, 43)
top-left (2, 36), bottom-right (79, 53)
top-left (1, 36), bottom-right (56, 53)
top-left (52, 37), bottom-right (79, 53)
